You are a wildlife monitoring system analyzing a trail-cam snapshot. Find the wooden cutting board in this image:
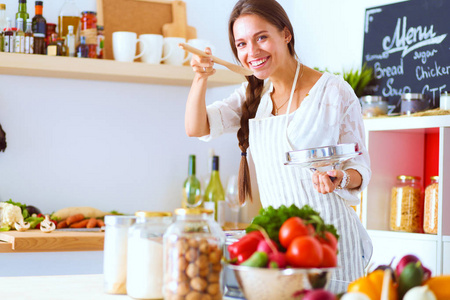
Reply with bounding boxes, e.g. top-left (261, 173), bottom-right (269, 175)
top-left (0, 229), bottom-right (104, 252)
top-left (162, 0), bottom-right (197, 40)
